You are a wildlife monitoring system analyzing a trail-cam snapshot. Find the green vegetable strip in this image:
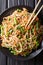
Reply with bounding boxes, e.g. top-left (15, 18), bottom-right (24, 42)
top-left (11, 50), bottom-right (17, 55)
top-left (17, 25), bottom-right (25, 34)
top-left (6, 29), bottom-right (13, 37)
top-left (17, 9), bottom-right (21, 12)
top-left (36, 40), bottom-right (39, 47)
top-left (36, 22), bottom-right (39, 30)
top-left (0, 25), bottom-right (4, 36)
top-left (0, 25), bottom-right (1, 35)
top-left (13, 17), bottom-right (18, 25)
